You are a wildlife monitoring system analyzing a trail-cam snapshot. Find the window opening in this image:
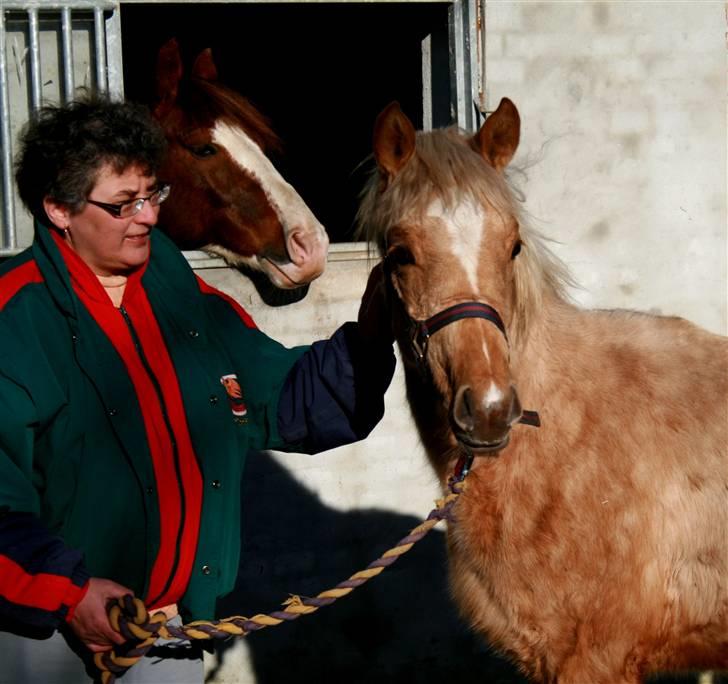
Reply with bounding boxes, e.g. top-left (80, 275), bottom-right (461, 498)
top-left (121, 2), bottom-right (453, 243)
